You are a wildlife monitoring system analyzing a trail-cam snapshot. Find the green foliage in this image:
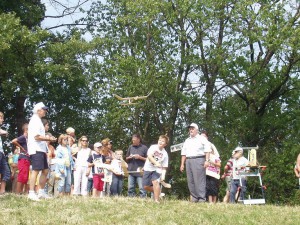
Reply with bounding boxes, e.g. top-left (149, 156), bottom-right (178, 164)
top-left (0, 0), bottom-right (299, 204)
top-left (0, 0), bottom-right (45, 28)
